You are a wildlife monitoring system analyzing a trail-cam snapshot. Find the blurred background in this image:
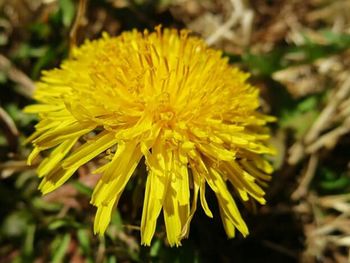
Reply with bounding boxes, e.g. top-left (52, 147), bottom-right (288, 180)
top-left (1, 0), bottom-right (350, 262)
